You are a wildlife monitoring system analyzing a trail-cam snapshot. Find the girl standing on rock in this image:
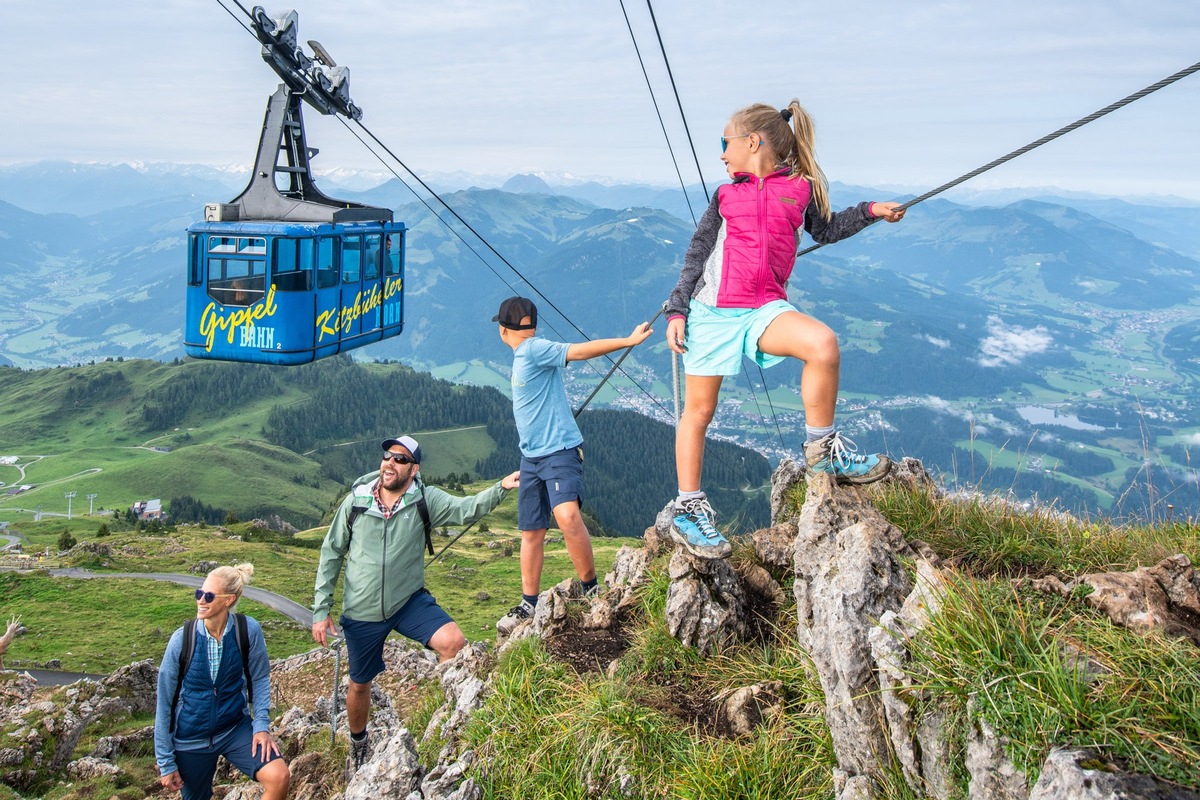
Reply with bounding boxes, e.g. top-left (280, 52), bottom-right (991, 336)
top-left (664, 100), bottom-right (906, 559)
